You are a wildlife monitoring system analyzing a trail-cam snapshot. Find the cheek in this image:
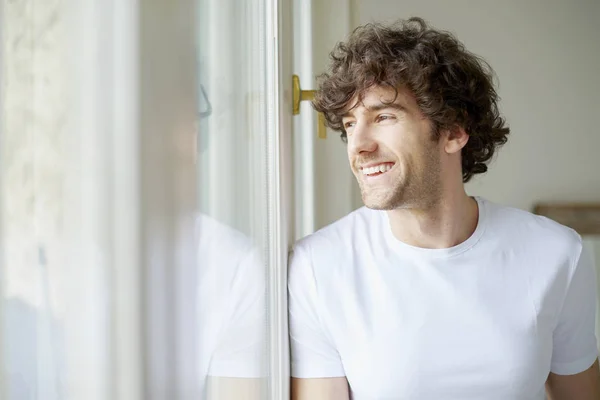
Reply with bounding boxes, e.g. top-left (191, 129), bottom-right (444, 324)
top-left (414, 143), bottom-right (442, 176)
top-left (382, 137), bottom-right (410, 163)
top-left (379, 125), bottom-right (411, 152)
top-left (392, 143), bottom-right (429, 174)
